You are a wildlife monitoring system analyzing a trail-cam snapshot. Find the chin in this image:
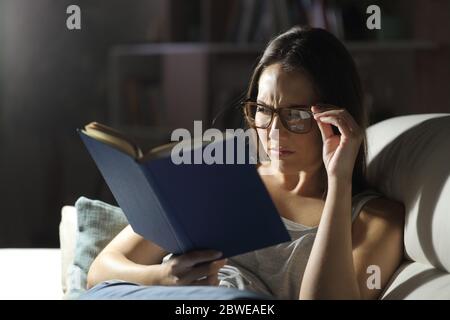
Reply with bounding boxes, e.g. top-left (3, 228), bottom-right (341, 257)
top-left (267, 159), bottom-right (302, 175)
